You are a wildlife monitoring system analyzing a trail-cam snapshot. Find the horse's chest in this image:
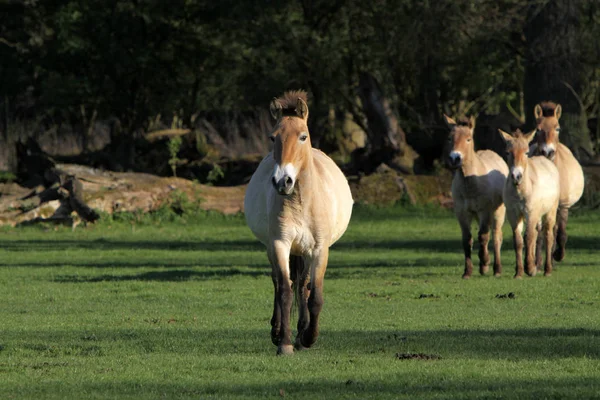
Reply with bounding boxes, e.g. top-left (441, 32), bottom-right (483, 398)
top-left (454, 185), bottom-right (494, 213)
top-left (290, 228), bottom-right (316, 256)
